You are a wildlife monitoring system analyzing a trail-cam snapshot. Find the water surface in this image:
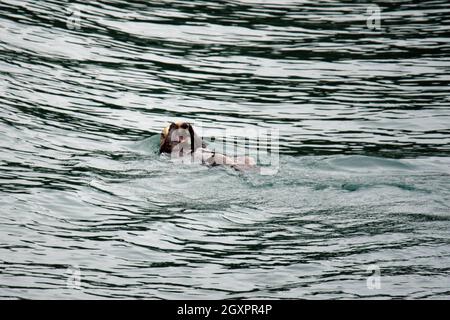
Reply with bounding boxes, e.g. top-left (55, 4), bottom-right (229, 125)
top-left (0, 0), bottom-right (449, 299)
